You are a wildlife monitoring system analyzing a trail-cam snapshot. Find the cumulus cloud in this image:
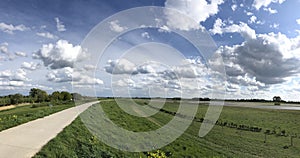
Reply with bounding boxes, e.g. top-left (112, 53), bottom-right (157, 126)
top-left (0, 69), bottom-right (29, 81)
top-left (210, 18), bottom-right (225, 35)
top-left (105, 59), bottom-right (138, 74)
top-left (46, 67), bottom-right (73, 82)
top-left (141, 32), bottom-right (150, 39)
top-left (211, 21), bottom-right (256, 40)
top-left (47, 67), bottom-right (103, 85)
top-left (263, 7), bottom-right (278, 14)
top-left (246, 12), bottom-right (254, 16)
top-left (106, 58), bottom-right (224, 98)
top-left (231, 4), bottom-right (237, 11)
top-left (0, 42), bottom-right (9, 55)
top-left (33, 40), bottom-right (88, 69)
top-left (54, 17), bottom-right (66, 32)
top-left (83, 64), bottom-right (96, 71)
top-left (296, 19), bottom-right (300, 25)
top-left (0, 42), bottom-right (14, 60)
top-left (270, 23), bottom-right (279, 29)
top-left (109, 20), bottom-right (127, 32)
top-left (105, 58), bottom-right (209, 79)
top-left (0, 22), bottom-right (29, 34)
top-left (252, 0), bottom-right (286, 10)
top-left (0, 80), bottom-right (26, 87)
top-left (220, 31), bottom-right (300, 85)
top-left (249, 16), bottom-right (257, 24)
top-left (36, 32), bottom-right (57, 39)
top-left (164, 0), bottom-right (224, 30)
top-left (15, 51), bottom-right (27, 57)
top-left (21, 62), bottom-right (41, 71)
